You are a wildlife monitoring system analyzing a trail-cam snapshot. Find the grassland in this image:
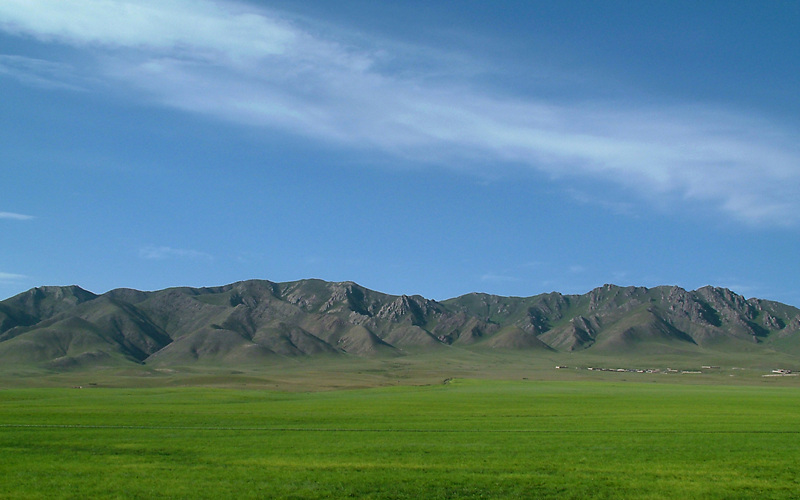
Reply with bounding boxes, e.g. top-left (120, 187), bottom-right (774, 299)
top-left (2, 377), bottom-right (799, 499)
top-left (2, 346), bottom-right (797, 390)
